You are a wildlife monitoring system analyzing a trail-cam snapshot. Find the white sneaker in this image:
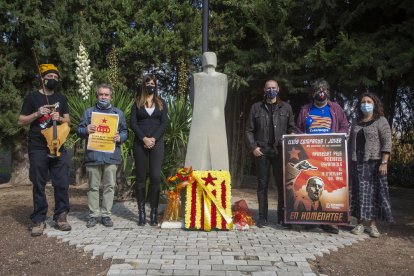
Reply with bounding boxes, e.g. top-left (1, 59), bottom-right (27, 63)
top-left (366, 225), bottom-right (380, 238)
top-left (351, 224), bottom-right (364, 235)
